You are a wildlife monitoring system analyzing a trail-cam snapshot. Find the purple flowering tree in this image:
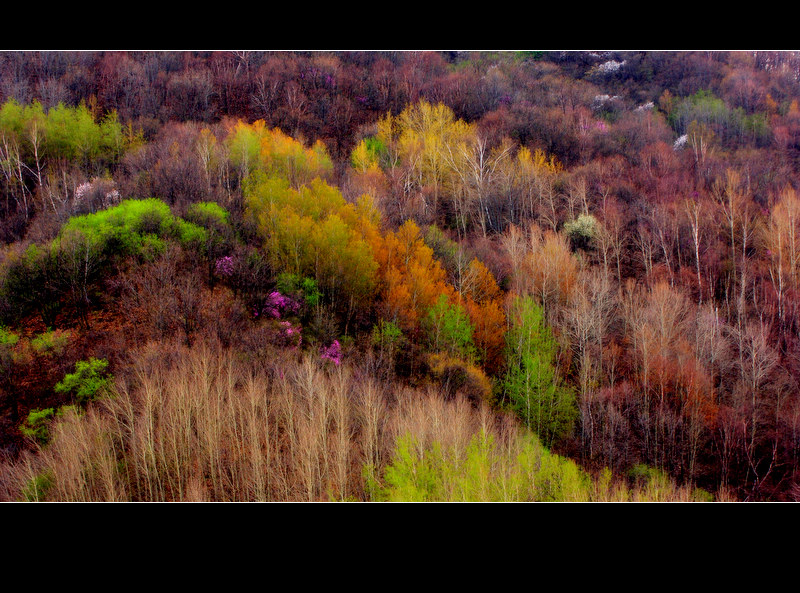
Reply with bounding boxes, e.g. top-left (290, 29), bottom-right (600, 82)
top-left (255, 291), bottom-right (301, 319)
top-left (215, 255), bottom-right (235, 278)
top-left (320, 339), bottom-right (342, 365)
